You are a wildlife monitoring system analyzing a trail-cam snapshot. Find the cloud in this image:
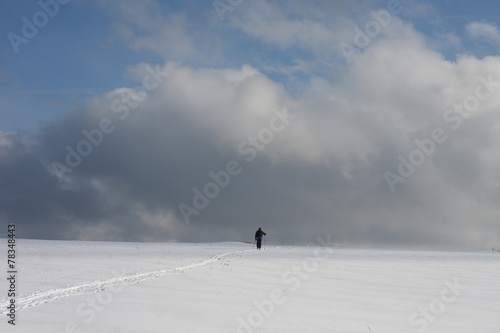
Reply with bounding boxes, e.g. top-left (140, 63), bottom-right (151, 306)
top-left (96, 0), bottom-right (224, 64)
top-left (226, 0), bottom-right (360, 60)
top-left (466, 21), bottom-right (500, 46)
top-left (2, 1), bottom-right (500, 249)
top-left (3, 41), bottom-right (499, 249)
